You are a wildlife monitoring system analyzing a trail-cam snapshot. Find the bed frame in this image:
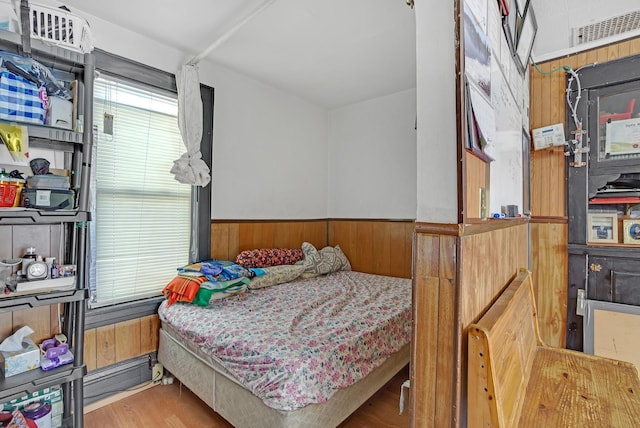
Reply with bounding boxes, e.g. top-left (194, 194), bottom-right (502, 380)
top-left (158, 326), bottom-right (410, 427)
top-left (159, 221), bottom-right (415, 426)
